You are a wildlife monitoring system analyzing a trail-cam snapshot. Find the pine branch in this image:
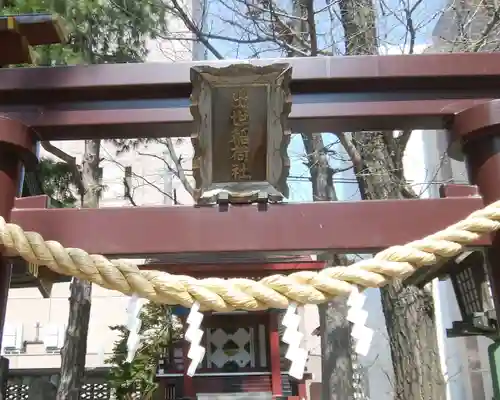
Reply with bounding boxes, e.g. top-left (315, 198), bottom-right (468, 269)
top-left (40, 141), bottom-right (85, 197)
